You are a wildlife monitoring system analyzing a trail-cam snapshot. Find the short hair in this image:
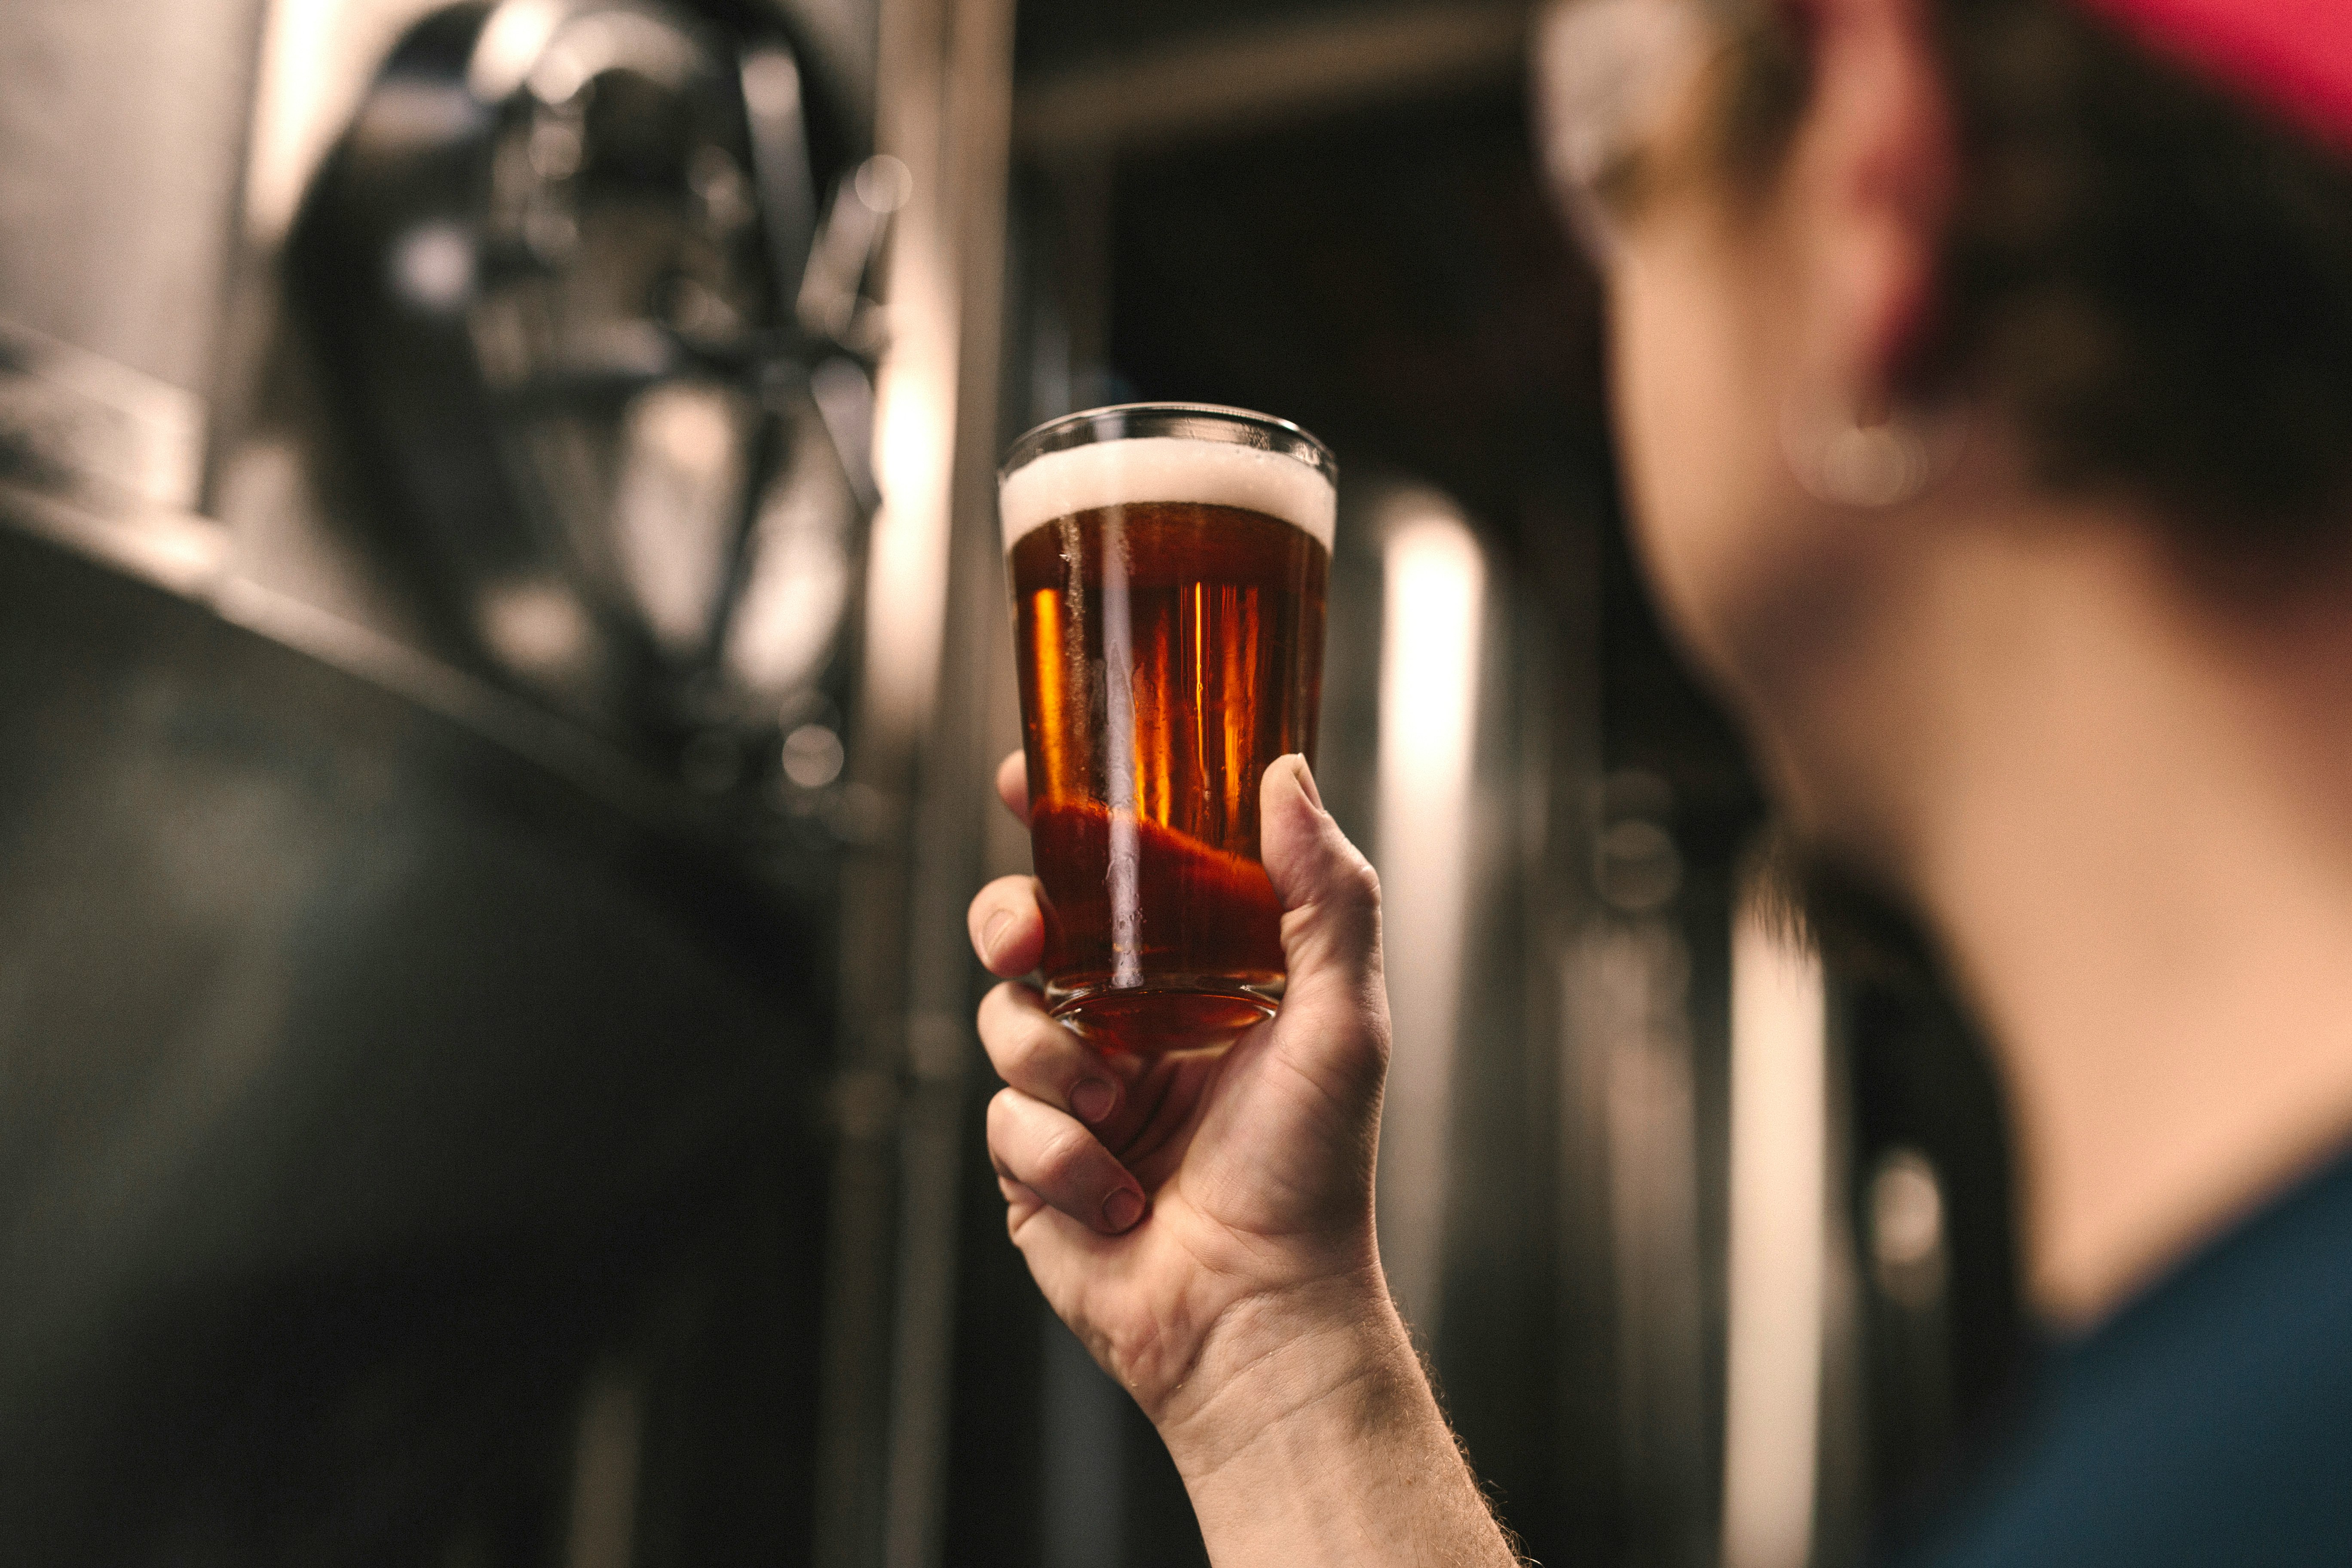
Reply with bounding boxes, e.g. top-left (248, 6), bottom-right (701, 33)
top-left (1715, 0), bottom-right (2352, 549)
